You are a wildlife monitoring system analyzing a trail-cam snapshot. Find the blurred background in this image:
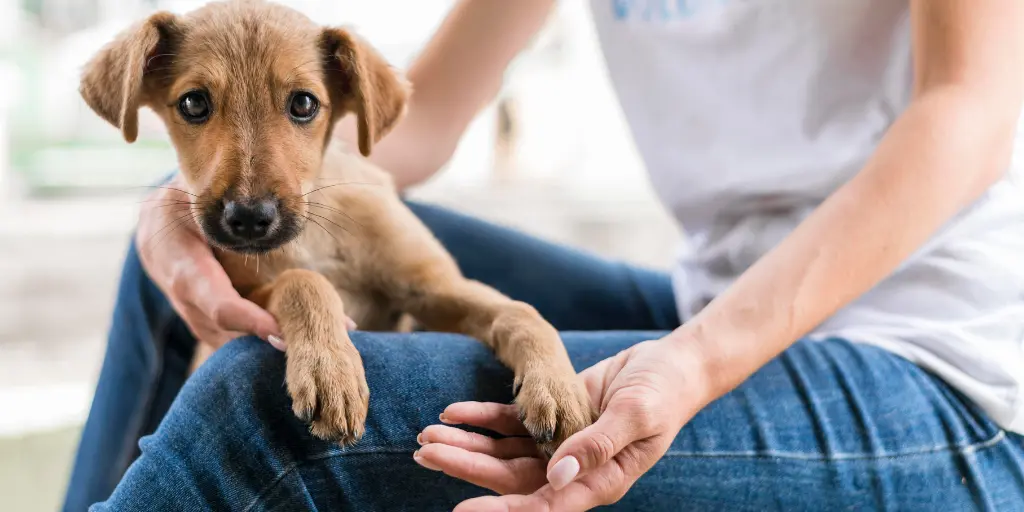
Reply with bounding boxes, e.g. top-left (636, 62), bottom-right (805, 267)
top-left (0, 0), bottom-right (680, 509)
